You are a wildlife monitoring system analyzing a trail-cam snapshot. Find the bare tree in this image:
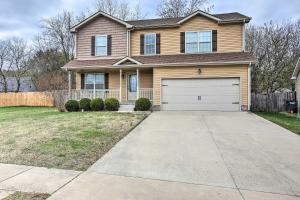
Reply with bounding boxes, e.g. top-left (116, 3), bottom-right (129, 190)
top-left (131, 1), bottom-right (147, 20)
top-left (39, 11), bottom-right (75, 63)
top-left (8, 38), bottom-right (31, 92)
top-left (0, 40), bottom-right (9, 92)
top-left (157, 0), bottom-right (213, 18)
top-left (94, 0), bottom-right (146, 20)
top-left (246, 21), bottom-right (300, 93)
